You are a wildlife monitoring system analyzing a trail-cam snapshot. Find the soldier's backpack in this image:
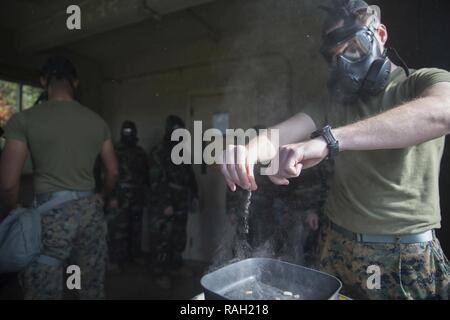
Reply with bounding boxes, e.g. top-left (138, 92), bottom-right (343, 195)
top-left (0, 193), bottom-right (78, 273)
